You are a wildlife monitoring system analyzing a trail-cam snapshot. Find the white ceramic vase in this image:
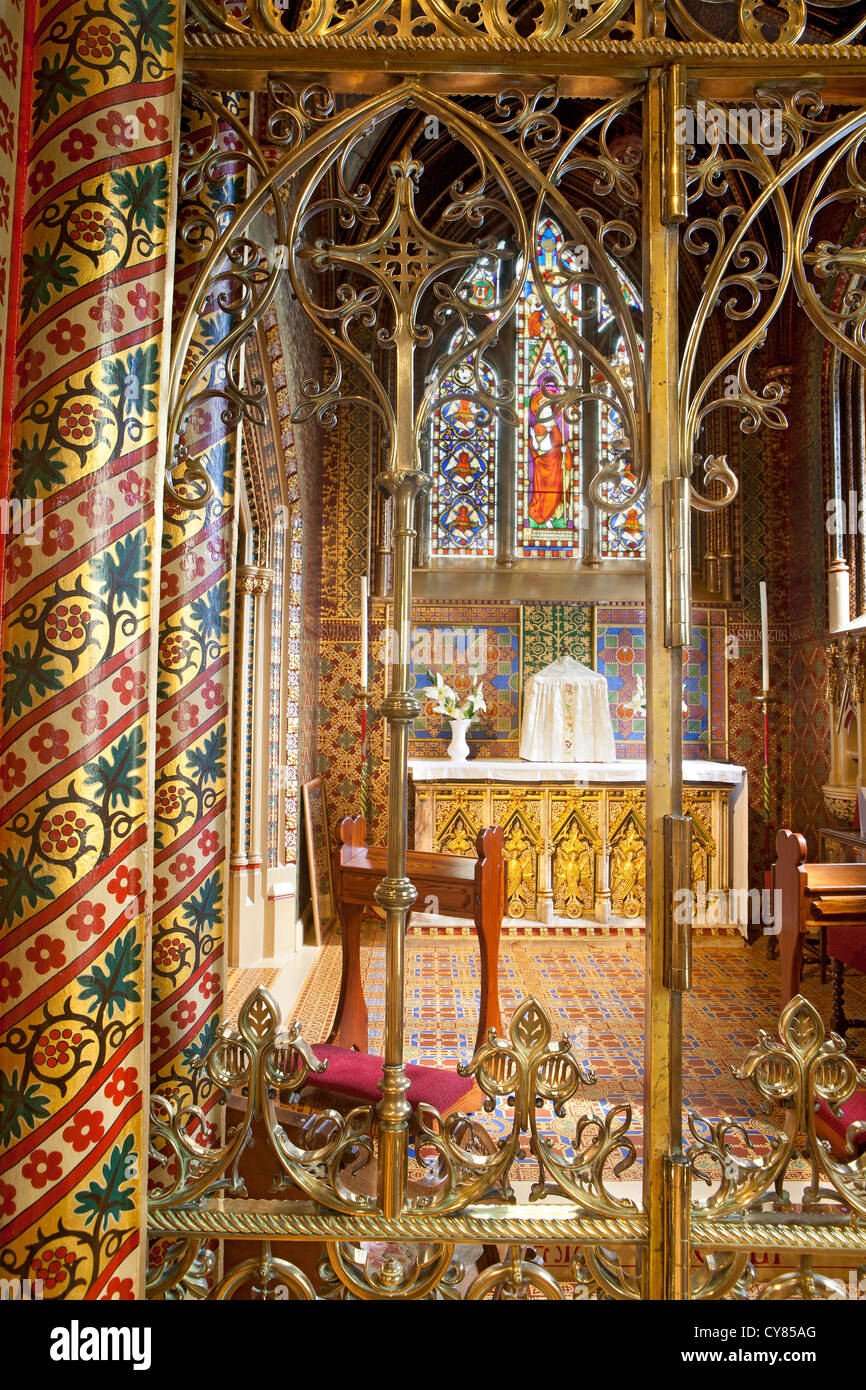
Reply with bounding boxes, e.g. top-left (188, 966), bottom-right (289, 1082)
top-left (447, 717), bottom-right (471, 761)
